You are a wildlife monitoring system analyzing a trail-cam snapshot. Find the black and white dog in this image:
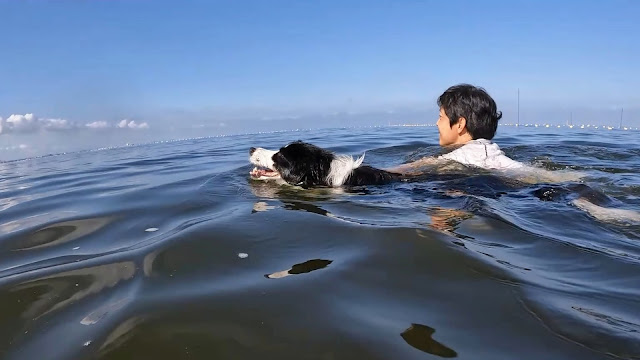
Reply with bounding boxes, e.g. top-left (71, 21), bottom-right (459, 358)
top-left (249, 141), bottom-right (401, 187)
